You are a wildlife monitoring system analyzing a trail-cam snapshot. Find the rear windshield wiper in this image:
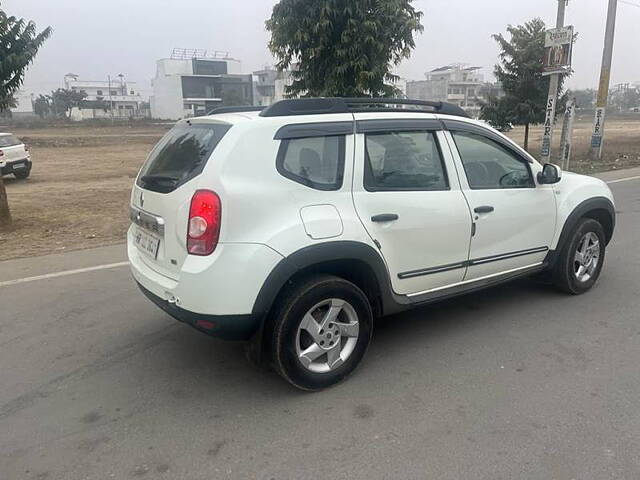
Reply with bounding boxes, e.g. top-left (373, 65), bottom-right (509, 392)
top-left (140, 174), bottom-right (180, 186)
